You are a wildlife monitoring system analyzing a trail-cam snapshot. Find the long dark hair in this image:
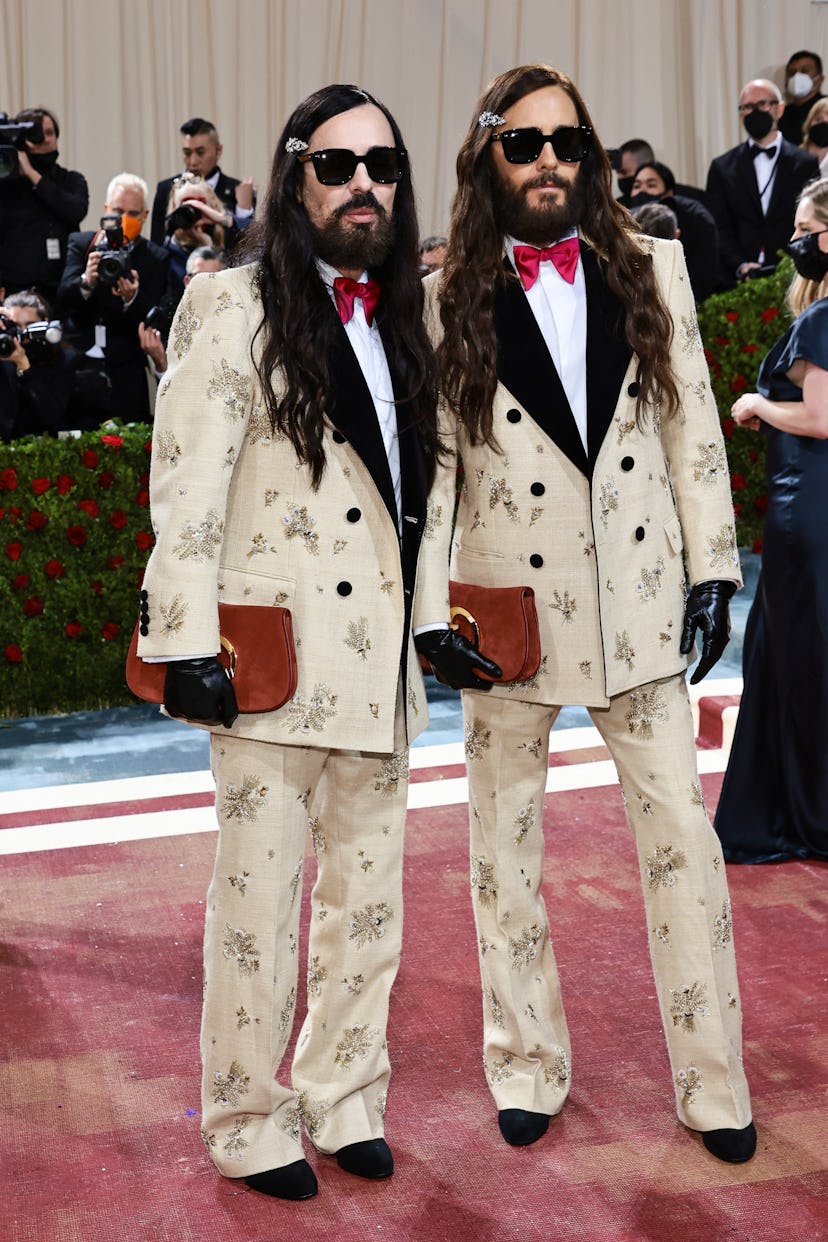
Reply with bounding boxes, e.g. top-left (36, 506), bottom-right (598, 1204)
top-left (236, 84), bottom-right (440, 488)
top-left (438, 64), bottom-right (680, 445)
